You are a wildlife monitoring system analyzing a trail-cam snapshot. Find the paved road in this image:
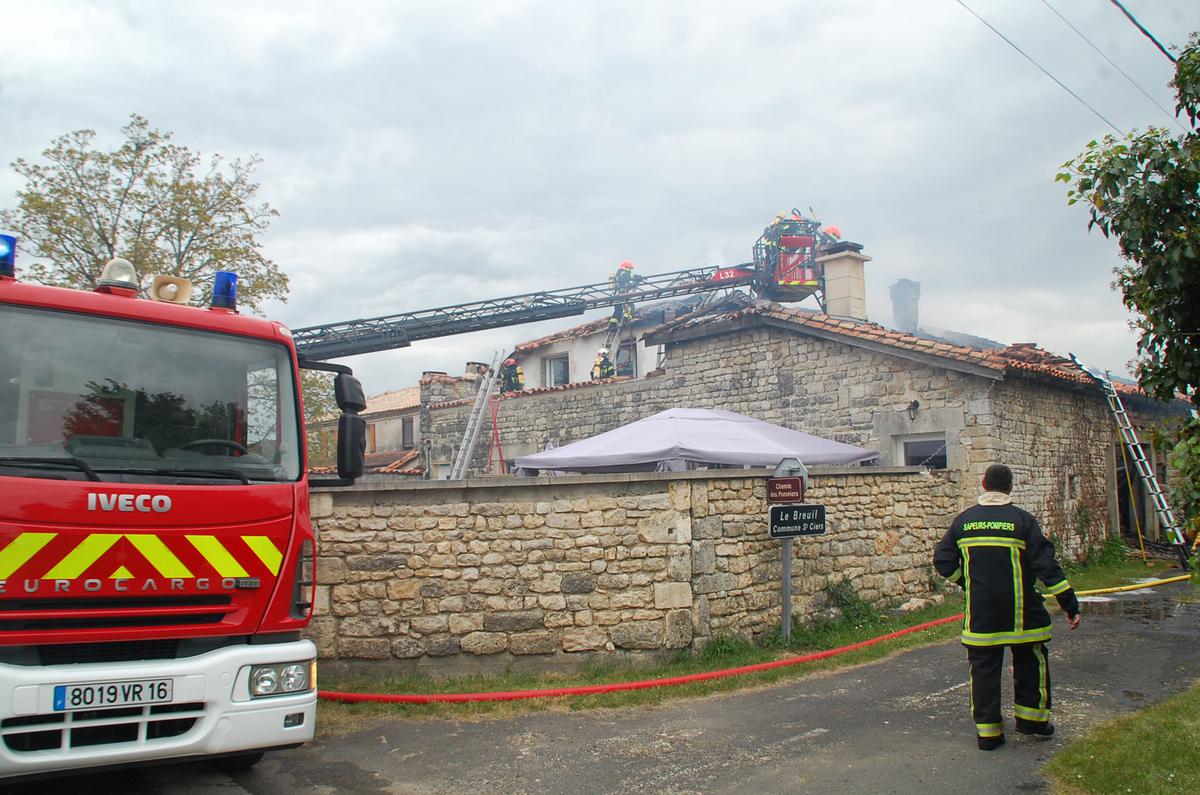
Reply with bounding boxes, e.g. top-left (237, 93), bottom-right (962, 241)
top-left (5, 583), bottom-right (1197, 794)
